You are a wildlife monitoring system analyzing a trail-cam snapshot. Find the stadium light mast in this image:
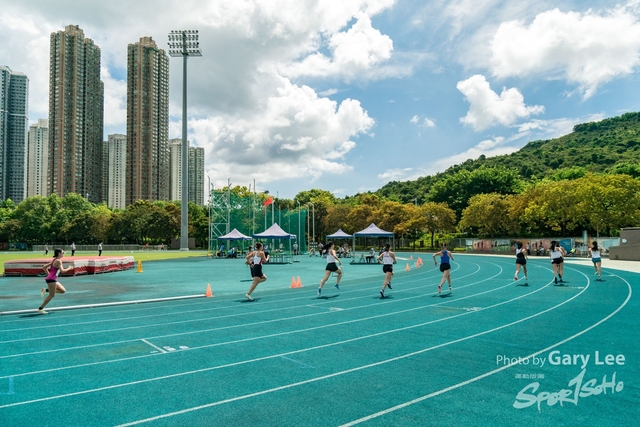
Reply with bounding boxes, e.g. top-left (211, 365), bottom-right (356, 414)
top-left (168, 29), bottom-right (201, 251)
